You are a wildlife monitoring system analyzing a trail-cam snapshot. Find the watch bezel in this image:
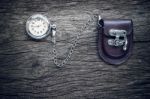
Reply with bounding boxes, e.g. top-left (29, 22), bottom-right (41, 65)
top-left (26, 14), bottom-right (51, 40)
